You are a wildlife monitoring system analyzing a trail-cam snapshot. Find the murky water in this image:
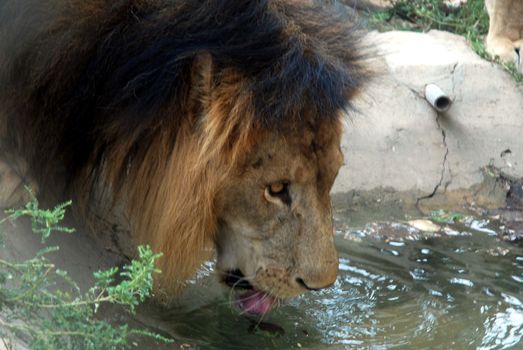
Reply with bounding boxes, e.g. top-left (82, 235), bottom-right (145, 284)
top-left (138, 214), bottom-right (523, 350)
